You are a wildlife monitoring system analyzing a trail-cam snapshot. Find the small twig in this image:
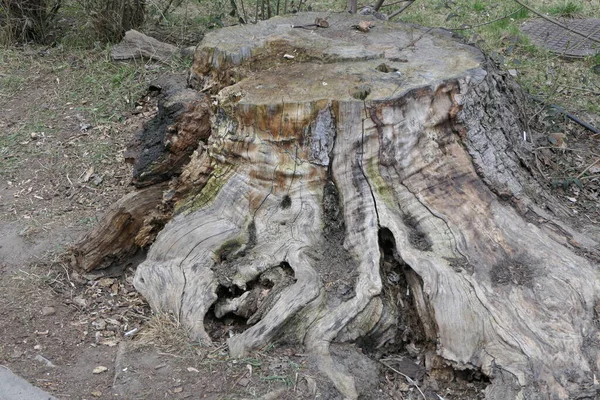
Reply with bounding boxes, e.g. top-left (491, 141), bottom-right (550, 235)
top-left (208, 343), bottom-right (228, 354)
top-left (232, 367), bottom-right (251, 389)
top-left (379, 360), bottom-right (426, 400)
top-left (559, 86), bottom-right (600, 96)
top-left (156, 0), bottom-right (175, 25)
top-left (124, 310), bottom-right (151, 320)
top-left (528, 94), bottom-right (600, 135)
top-left (379, 0), bottom-right (408, 8)
top-left (511, 0), bottom-right (600, 45)
top-left (448, 8), bottom-right (525, 30)
top-left (534, 152), bottom-right (548, 180)
top-left (66, 173), bottom-right (74, 186)
top-left (564, 26), bottom-right (600, 52)
top-left (388, 0), bottom-right (416, 20)
top-left (60, 262), bottom-right (75, 288)
top-left (581, 174), bottom-right (600, 181)
top-left (533, 146), bottom-right (587, 153)
top-left (157, 351), bottom-right (185, 358)
top-left (576, 157), bottom-right (600, 180)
